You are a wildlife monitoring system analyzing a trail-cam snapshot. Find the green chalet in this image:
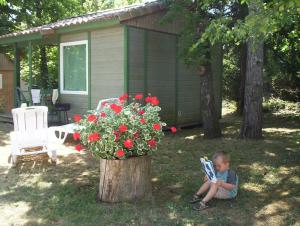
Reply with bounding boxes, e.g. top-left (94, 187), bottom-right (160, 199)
top-left (0, 1), bottom-right (222, 126)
